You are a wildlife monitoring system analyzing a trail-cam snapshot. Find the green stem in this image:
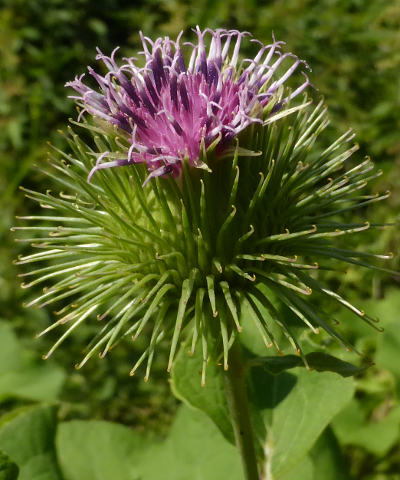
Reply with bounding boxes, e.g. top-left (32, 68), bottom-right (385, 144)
top-left (224, 340), bottom-right (259, 480)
